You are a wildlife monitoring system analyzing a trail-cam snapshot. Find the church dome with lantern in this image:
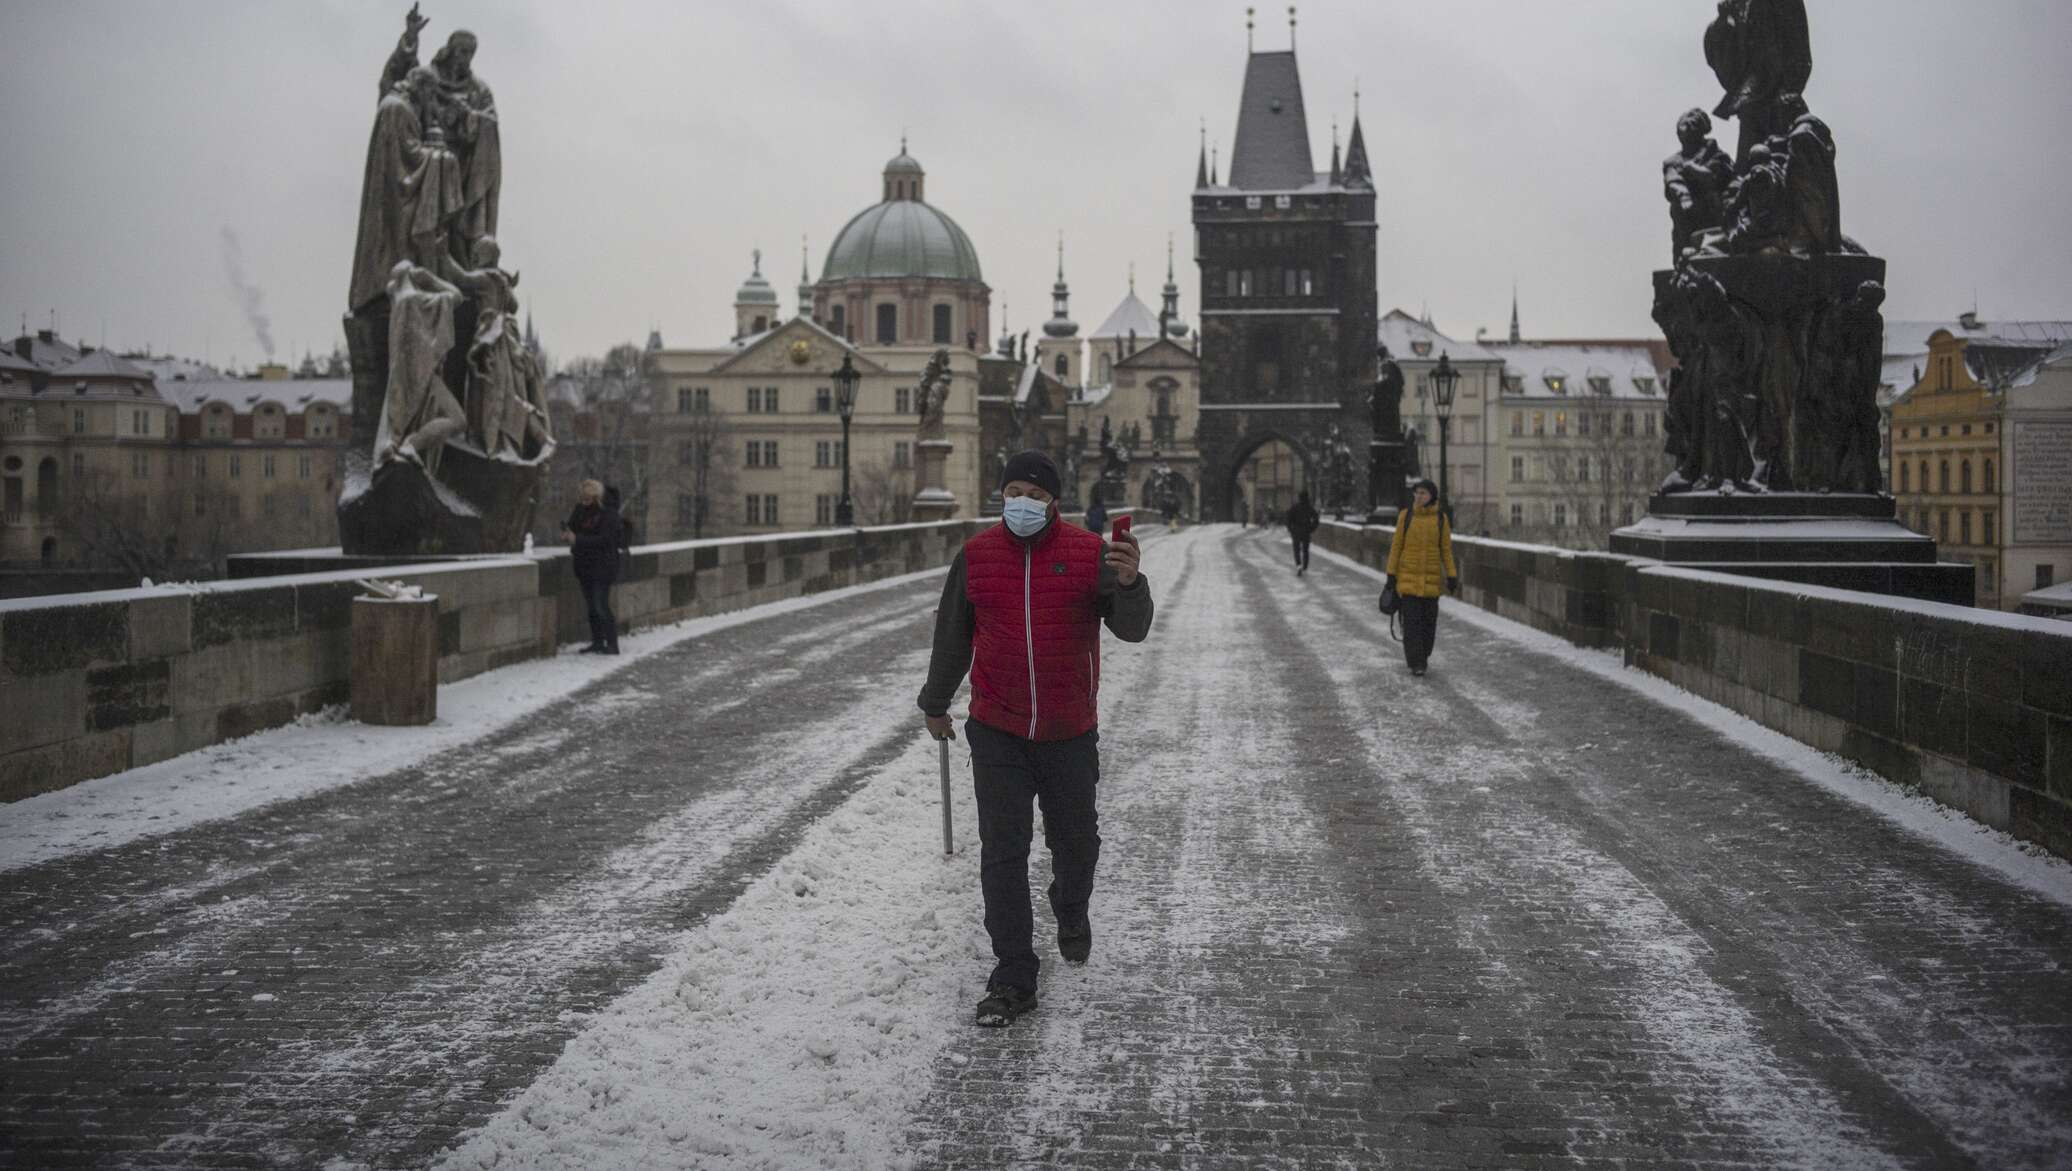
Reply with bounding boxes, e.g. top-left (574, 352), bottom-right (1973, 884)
top-left (811, 142), bottom-right (991, 349)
